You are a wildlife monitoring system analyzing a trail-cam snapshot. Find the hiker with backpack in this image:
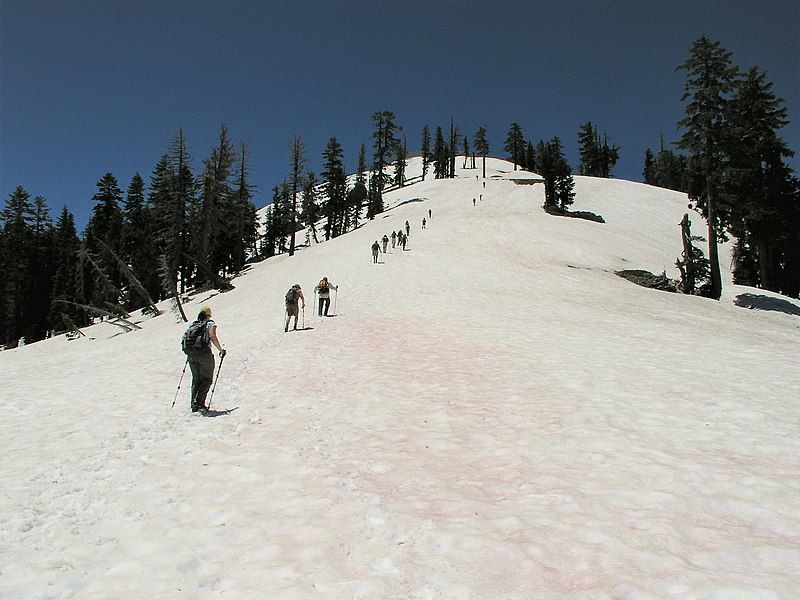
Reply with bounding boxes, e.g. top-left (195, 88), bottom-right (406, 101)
top-left (285, 284), bottom-right (305, 332)
top-left (372, 240), bottom-right (382, 263)
top-left (391, 230), bottom-right (397, 248)
top-left (313, 277), bottom-right (338, 317)
top-left (182, 306), bottom-right (226, 415)
top-left (405, 220), bottom-right (410, 236)
top-left (400, 231), bottom-right (407, 250)
top-left (382, 234), bottom-right (389, 253)
top-left (422, 217), bottom-right (426, 229)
